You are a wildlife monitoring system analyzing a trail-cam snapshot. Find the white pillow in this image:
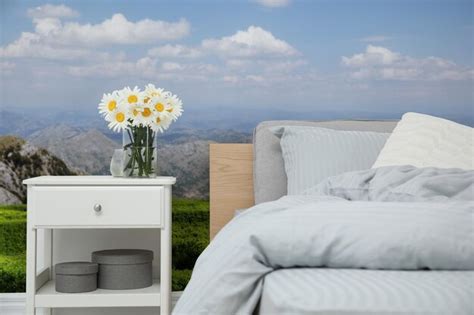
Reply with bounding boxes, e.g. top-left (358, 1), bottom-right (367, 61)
top-left (372, 112), bottom-right (474, 170)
